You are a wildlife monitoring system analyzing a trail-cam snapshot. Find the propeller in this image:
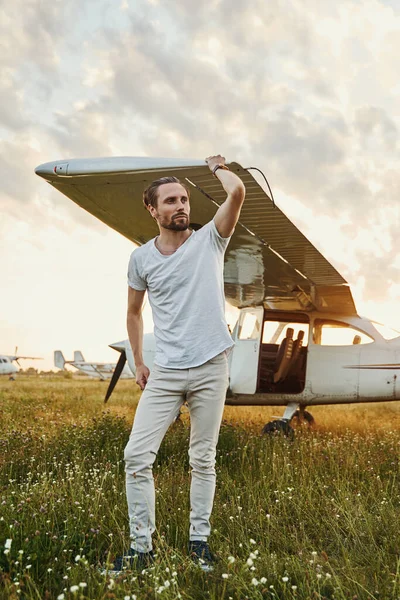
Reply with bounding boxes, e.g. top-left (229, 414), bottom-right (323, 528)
top-left (104, 350), bottom-right (127, 403)
top-left (14, 346), bottom-right (21, 366)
